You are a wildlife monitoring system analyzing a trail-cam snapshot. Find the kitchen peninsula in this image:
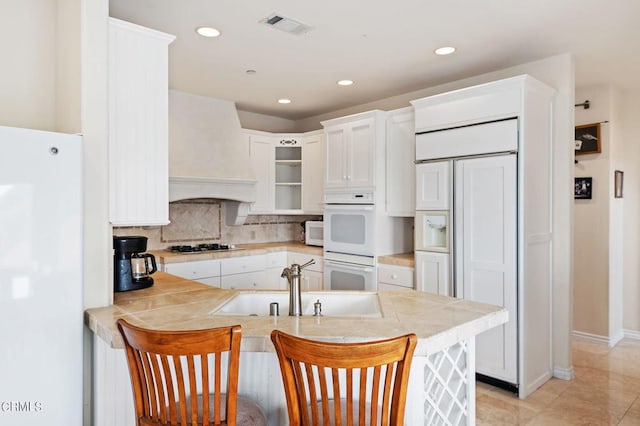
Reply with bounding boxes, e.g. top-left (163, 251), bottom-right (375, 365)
top-left (86, 273), bottom-right (507, 425)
